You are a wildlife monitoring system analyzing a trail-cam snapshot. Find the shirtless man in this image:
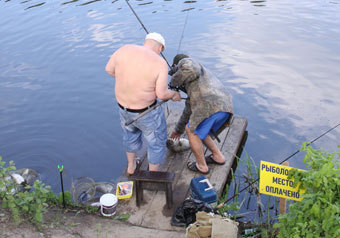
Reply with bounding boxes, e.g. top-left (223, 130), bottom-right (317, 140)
top-left (105, 33), bottom-right (181, 174)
